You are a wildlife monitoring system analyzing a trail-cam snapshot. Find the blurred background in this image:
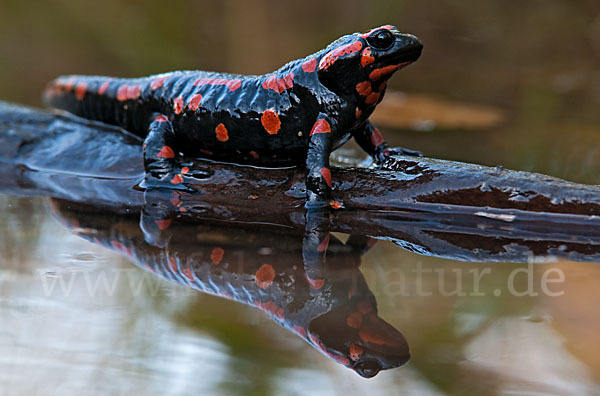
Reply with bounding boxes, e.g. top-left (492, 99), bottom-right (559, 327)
top-left (1, 0), bottom-right (600, 395)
